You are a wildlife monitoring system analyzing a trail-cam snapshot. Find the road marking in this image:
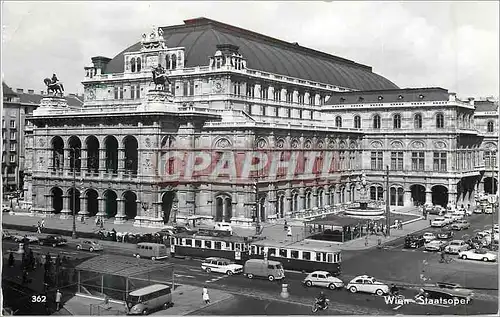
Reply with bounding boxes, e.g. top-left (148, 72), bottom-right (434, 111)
top-left (205, 275), bottom-right (228, 283)
top-left (188, 268), bottom-right (201, 272)
top-left (174, 274), bottom-right (195, 279)
top-left (393, 305), bottom-right (402, 310)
